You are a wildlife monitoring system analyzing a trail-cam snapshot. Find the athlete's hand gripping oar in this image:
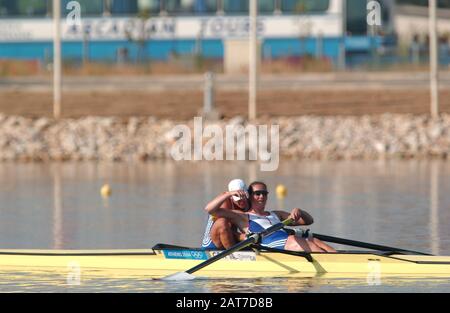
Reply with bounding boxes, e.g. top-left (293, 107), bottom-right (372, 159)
top-left (312, 233), bottom-right (431, 255)
top-left (162, 218), bottom-right (294, 281)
